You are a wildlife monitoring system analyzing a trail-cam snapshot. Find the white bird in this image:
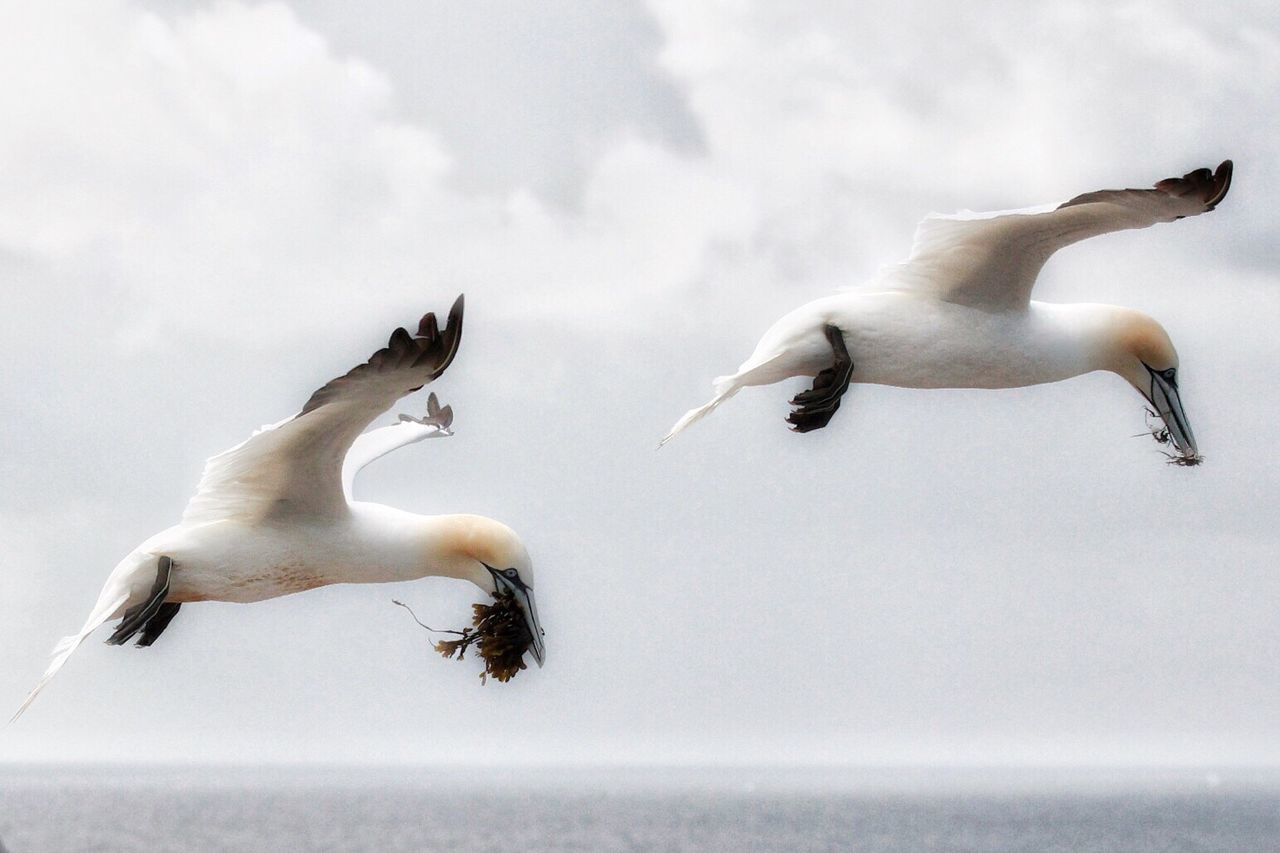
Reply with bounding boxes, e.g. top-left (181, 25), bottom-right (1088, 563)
top-left (14, 295), bottom-right (545, 720)
top-left (662, 161), bottom-right (1233, 461)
